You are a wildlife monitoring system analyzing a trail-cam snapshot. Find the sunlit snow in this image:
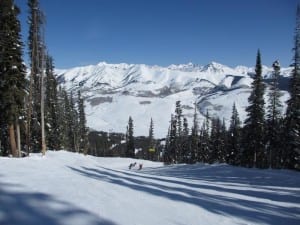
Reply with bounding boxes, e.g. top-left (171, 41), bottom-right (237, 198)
top-left (0, 151), bottom-right (299, 225)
